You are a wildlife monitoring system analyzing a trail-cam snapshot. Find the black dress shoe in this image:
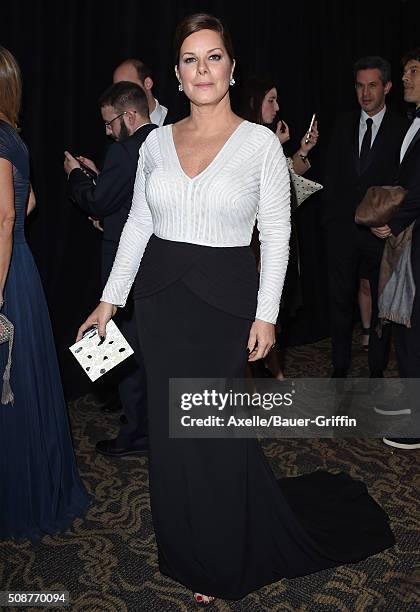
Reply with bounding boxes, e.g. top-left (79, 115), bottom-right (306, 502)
top-left (93, 390), bottom-right (122, 413)
top-left (101, 402), bottom-right (123, 414)
top-left (331, 368), bottom-right (347, 378)
top-left (95, 437), bottom-right (148, 457)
